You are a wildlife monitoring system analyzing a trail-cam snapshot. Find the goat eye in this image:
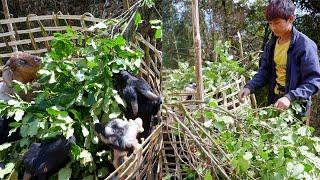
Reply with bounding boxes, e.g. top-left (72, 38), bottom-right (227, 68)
top-left (18, 59), bottom-right (27, 65)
